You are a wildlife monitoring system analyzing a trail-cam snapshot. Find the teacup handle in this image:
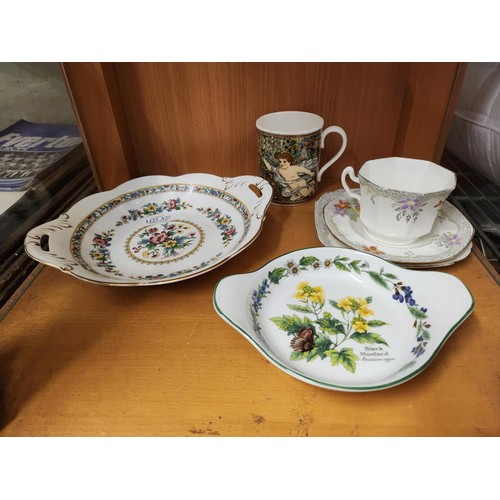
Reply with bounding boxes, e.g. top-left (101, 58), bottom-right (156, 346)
top-left (318, 126), bottom-right (347, 182)
top-left (340, 166), bottom-right (361, 201)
